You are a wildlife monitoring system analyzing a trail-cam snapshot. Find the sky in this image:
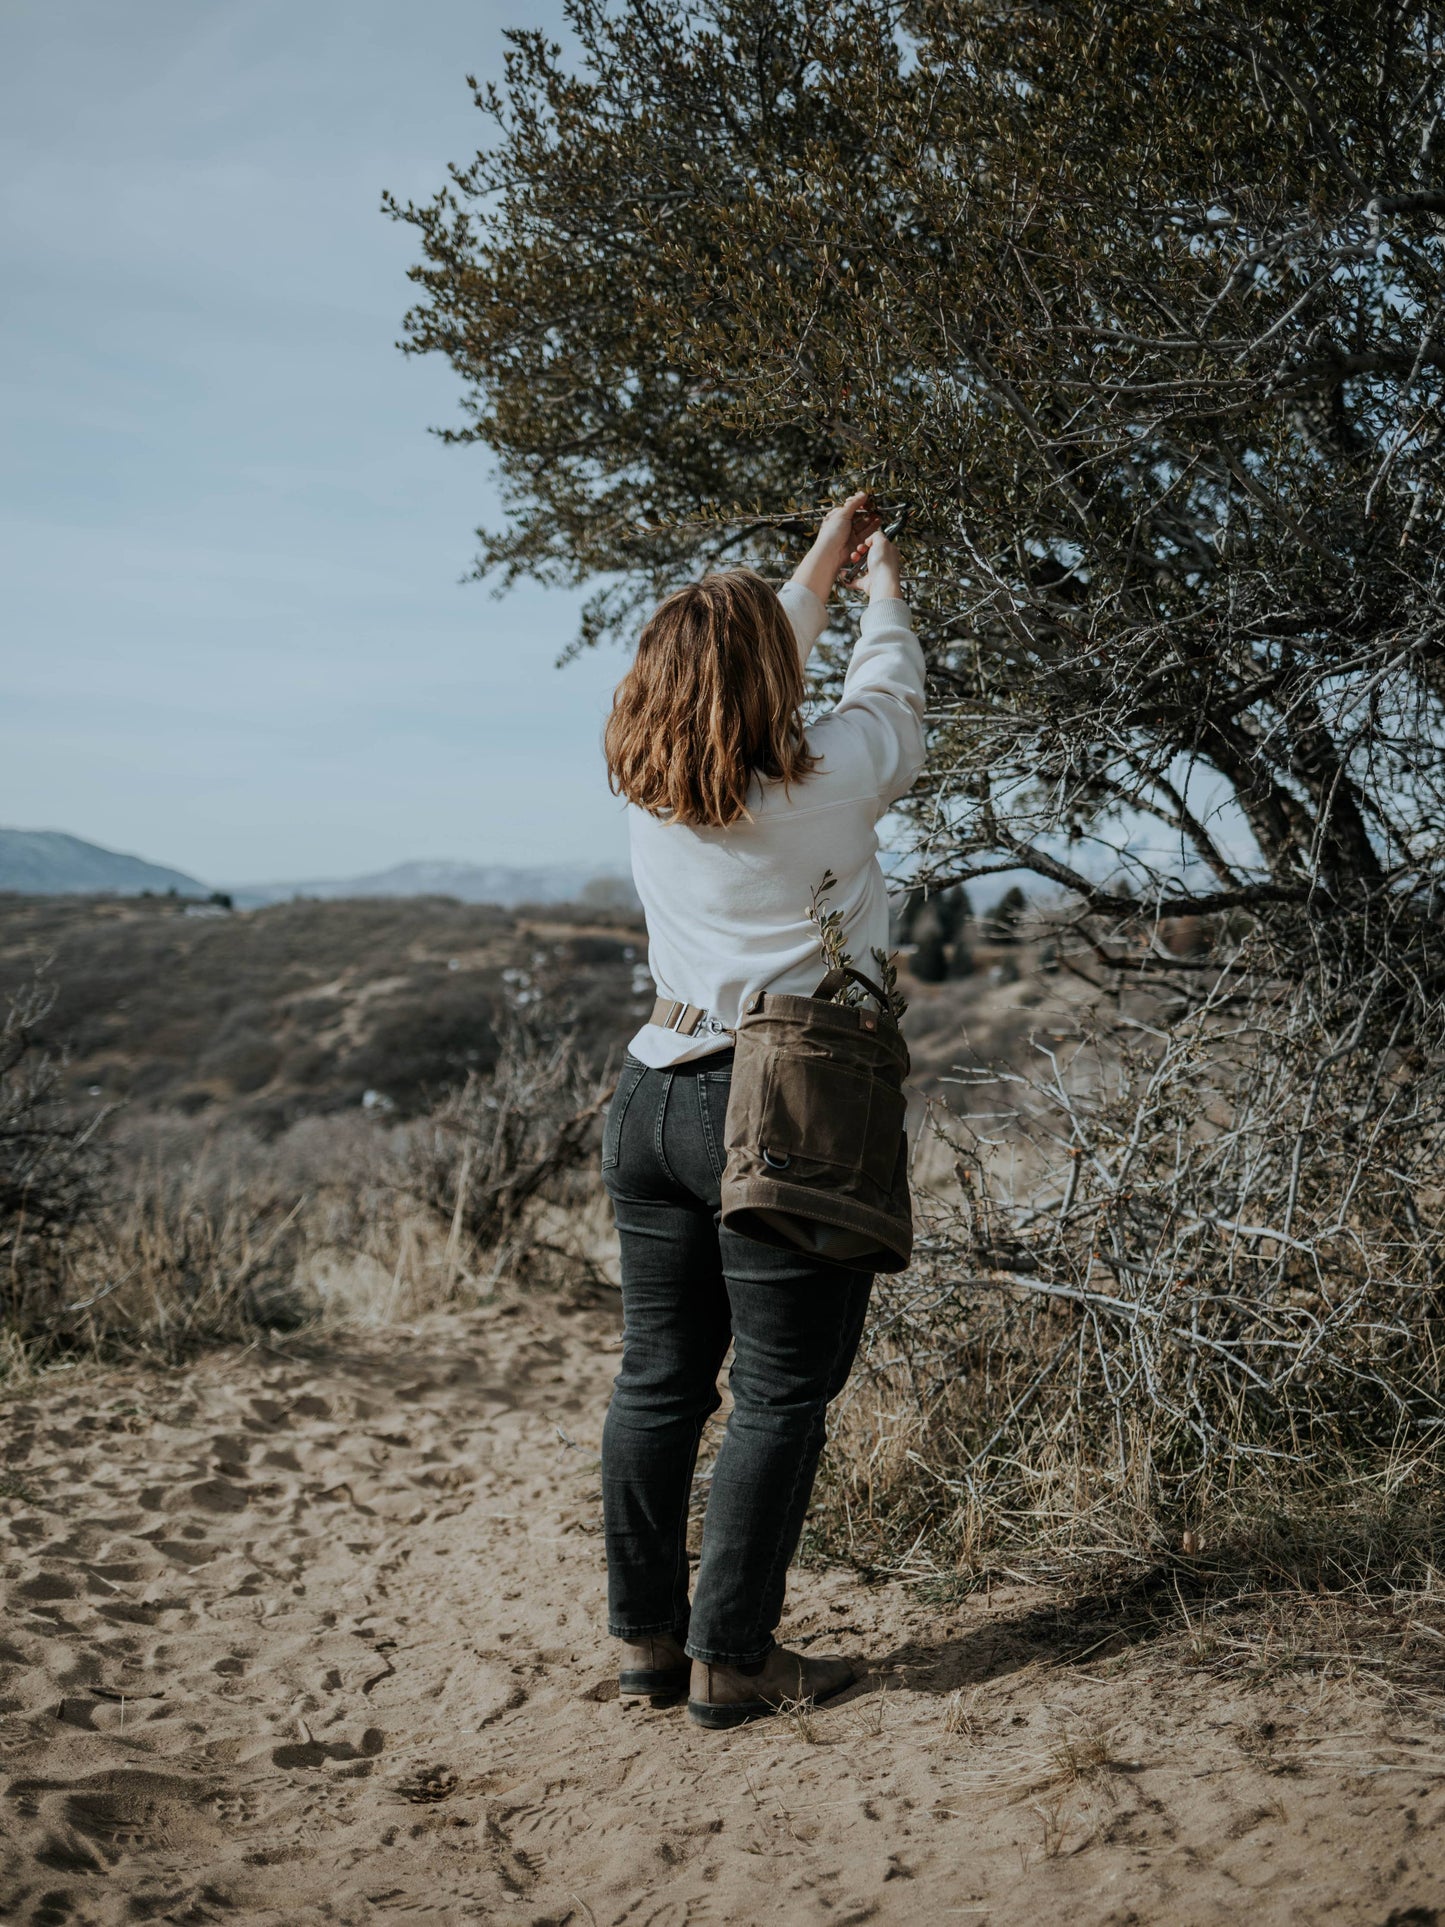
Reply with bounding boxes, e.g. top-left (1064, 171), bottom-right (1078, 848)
top-left (0, 0), bottom-right (633, 888)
